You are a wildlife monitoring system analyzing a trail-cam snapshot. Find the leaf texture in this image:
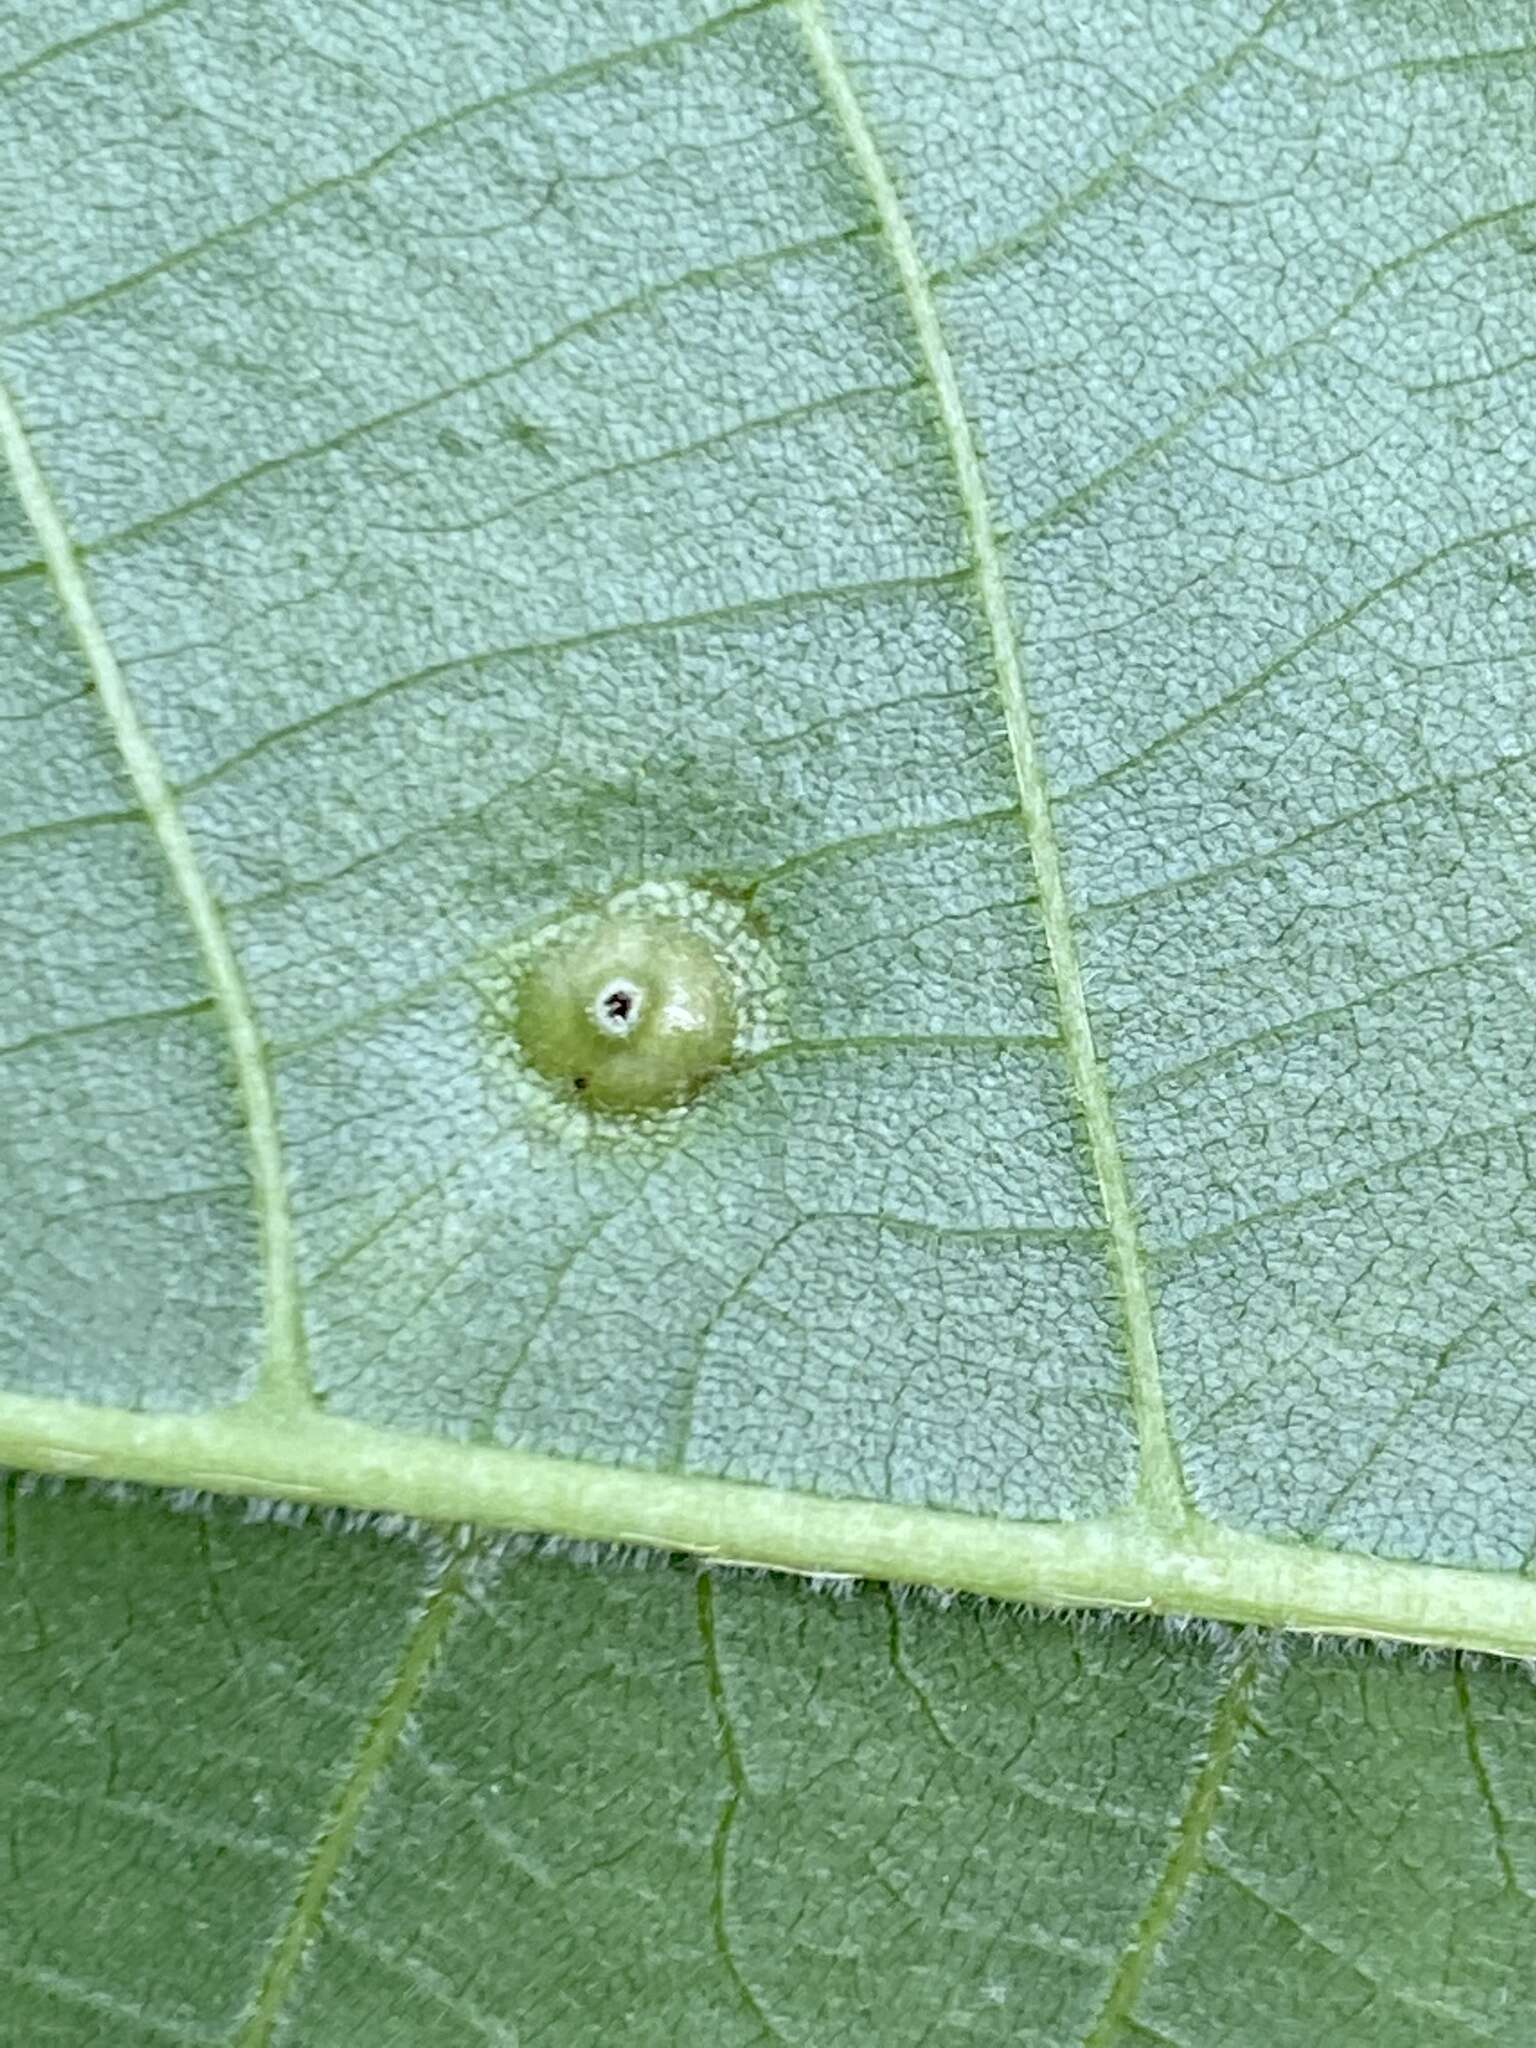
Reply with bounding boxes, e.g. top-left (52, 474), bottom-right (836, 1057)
top-left (7, 1484), bottom-right (1536, 2045)
top-left (2, 2), bottom-right (1536, 2036)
